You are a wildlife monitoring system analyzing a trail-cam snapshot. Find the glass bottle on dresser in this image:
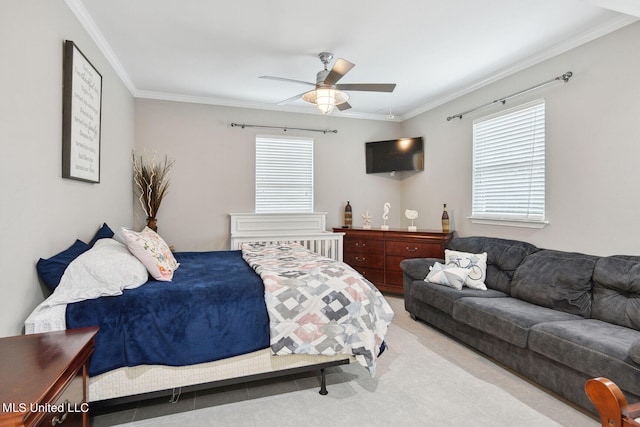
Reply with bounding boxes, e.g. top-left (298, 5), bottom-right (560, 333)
top-left (442, 204), bottom-right (450, 233)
